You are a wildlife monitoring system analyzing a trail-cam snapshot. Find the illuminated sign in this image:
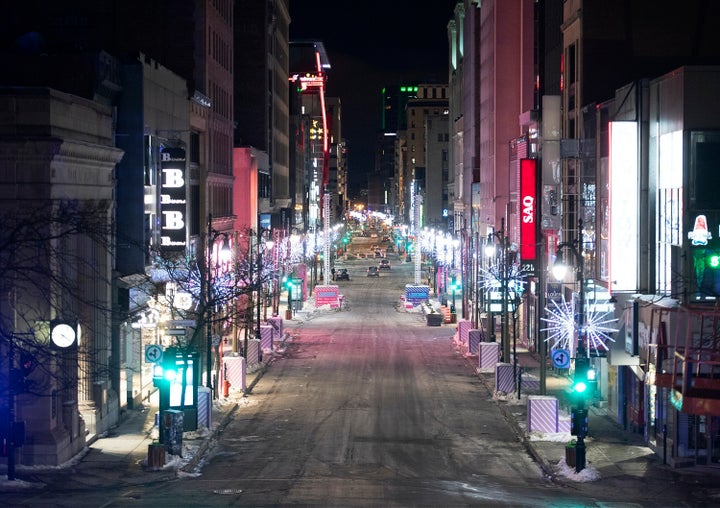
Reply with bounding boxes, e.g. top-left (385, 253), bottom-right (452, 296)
top-left (609, 122), bottom-right (638, 291)
top-left (520, 159), bottom-right (537, 264)
top-left (688, 214), bottom-right (712, 246)
top-left (160, 145), bottom-right (187, 250)
top-left (289, 73), bottom-right (325, 91)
